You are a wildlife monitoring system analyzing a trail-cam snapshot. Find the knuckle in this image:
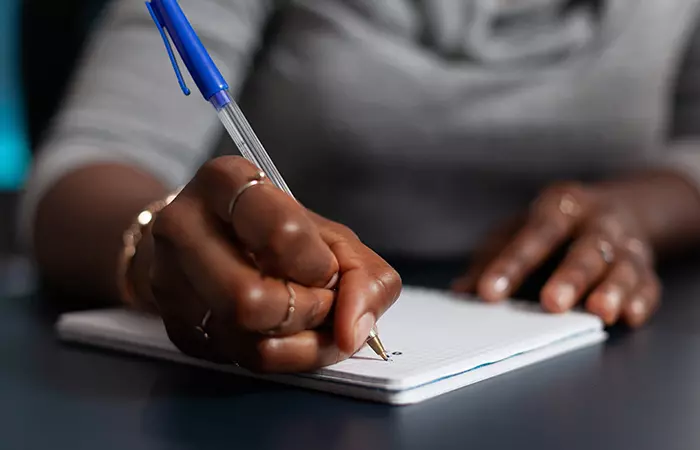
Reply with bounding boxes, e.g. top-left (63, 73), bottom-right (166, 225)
top-left (383, 268), bottom-right (403, 300)
top-left (485, 257), bottom-right (519, 280)
top-left (151, 202), bottom-right (189, 243)
top-left (197, 156), bottom-right (249, 181)
top-left (612, 259), bottom-right (639, 289)
top-left (226, 279), bottom-right (266, 328)
top-left (533, 182), bottom-right (590, 218)
top-left (315, 214), bottom-right (359, 242)
top-left (571, 245), bottom-right (603, 271)
top-left (507, 232), bottom-right (544, 261)
top-left (332, 222), bottom-right (360, 240)
top-left (267, 215), bottom-right (313, 254)
top-left (373, 266), bottom-right (403, 304)
top-left (253, 339), bottom-right (284, 373)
